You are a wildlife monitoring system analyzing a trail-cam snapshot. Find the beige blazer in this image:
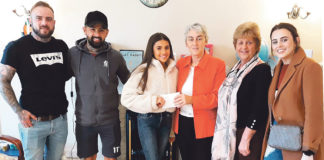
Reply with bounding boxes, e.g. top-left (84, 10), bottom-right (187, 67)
top-left (261, 48), bottom-right (324, 160)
